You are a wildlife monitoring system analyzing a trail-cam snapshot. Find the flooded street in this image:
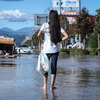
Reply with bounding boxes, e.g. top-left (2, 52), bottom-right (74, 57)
top-left (0, 52), bottom-right (100, 100)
